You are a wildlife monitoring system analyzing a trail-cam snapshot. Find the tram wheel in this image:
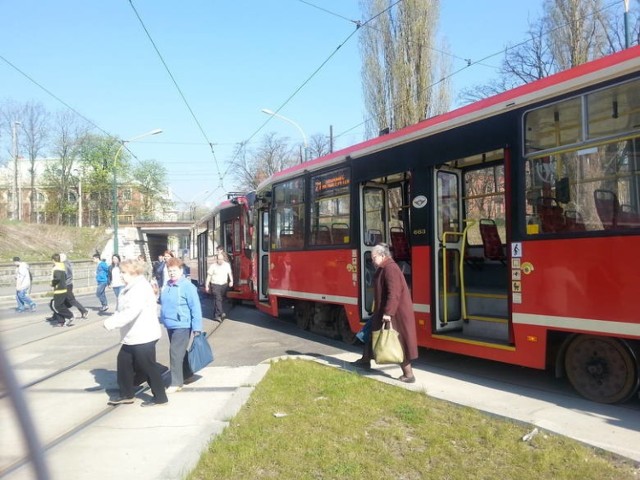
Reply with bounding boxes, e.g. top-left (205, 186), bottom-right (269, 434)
top-left (294, 302), bottom-right (312, 331)
top-left (564, 335), bottom-right (639, 404)
top-left (337, 308), bottom-right (356, 344)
